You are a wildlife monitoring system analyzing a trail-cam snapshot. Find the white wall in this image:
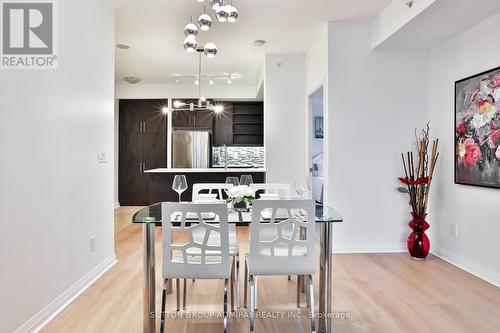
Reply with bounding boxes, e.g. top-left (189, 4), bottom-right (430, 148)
top-left (116, 82), bottom-right (260, 100)
top-left (264, 54), bottom-right (307, 184)
top-left (0, 1), bottom-right (116, 331)
top-left (428, 11), bottom-right (500, 286)
top-left (327, 21), bottom-right (429, 253)
top-left (305, 25), bottom-right (329, 200)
